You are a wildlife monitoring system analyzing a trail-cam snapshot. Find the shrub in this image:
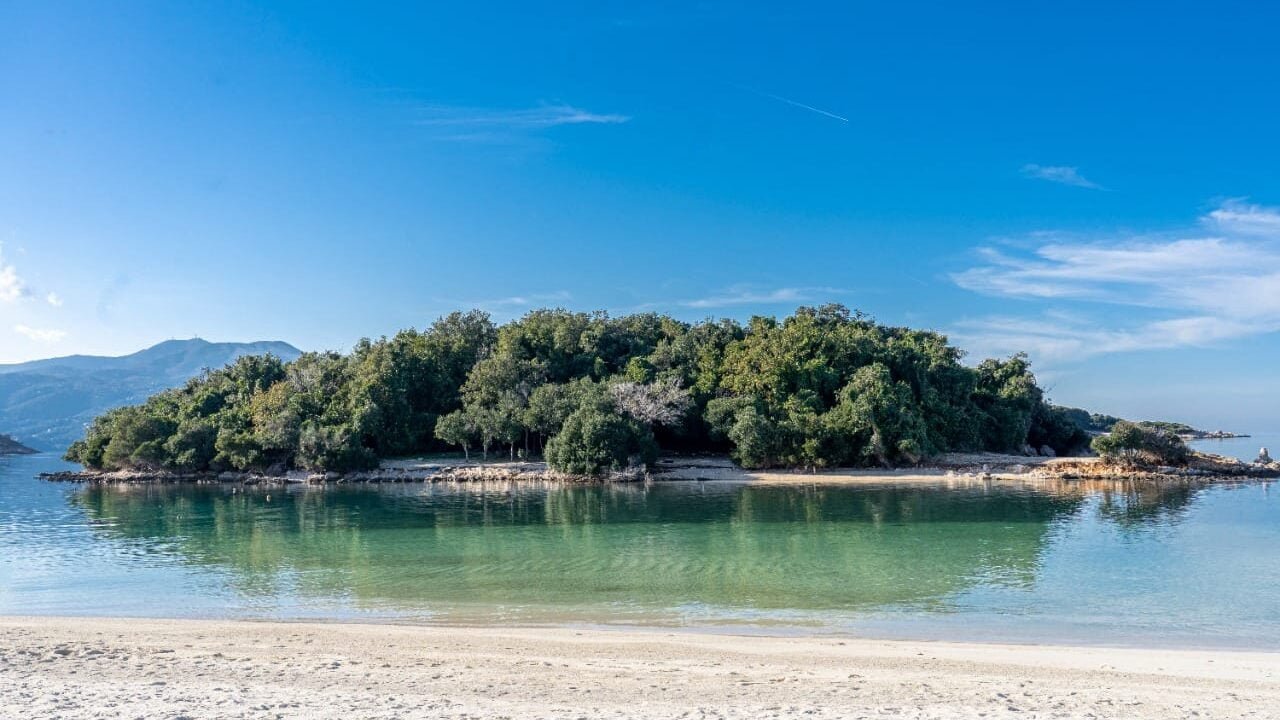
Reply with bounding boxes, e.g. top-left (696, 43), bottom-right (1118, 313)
top-left (544, 404), bottom-right (658, 476)
top-left (1092, 421), bottom-right (1189, 466)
